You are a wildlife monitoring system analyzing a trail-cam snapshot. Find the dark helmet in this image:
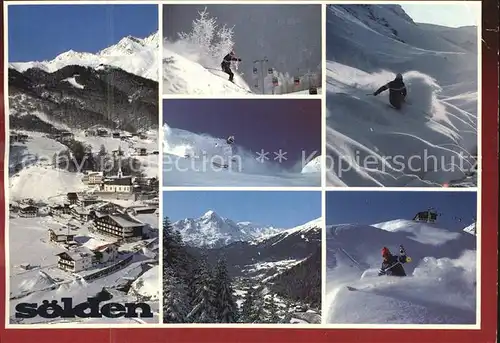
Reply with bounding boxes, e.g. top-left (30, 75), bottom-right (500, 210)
top-left (382, 247), bottom-right (390, 257)
top-left (395, 73), bottom-right (403, 80)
